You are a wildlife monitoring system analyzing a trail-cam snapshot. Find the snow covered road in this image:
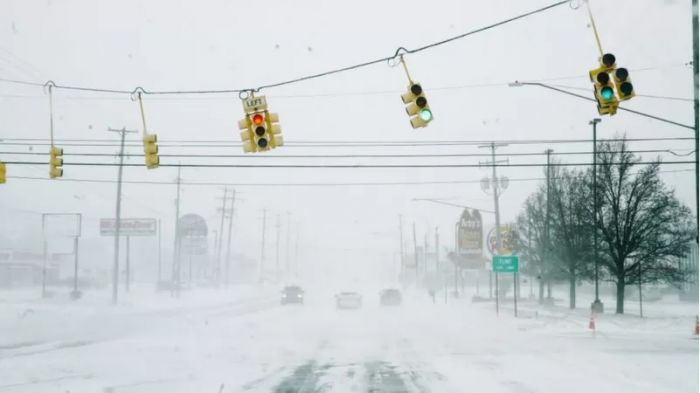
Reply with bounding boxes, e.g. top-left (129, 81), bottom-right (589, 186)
top-left (1, 289), bottom-right (697, 393)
